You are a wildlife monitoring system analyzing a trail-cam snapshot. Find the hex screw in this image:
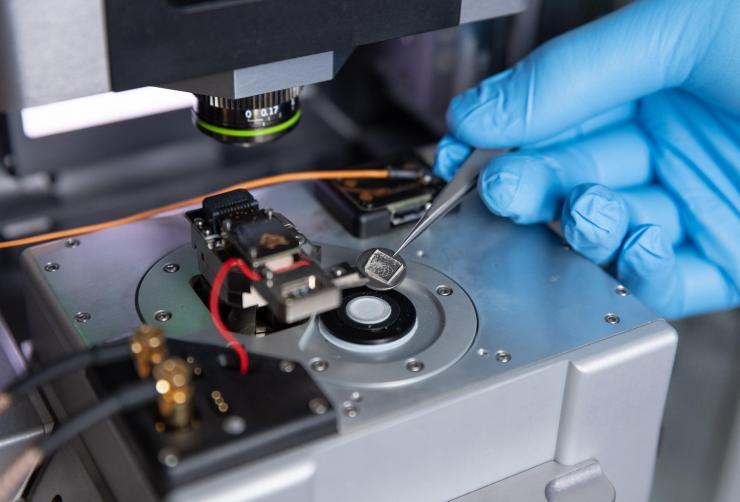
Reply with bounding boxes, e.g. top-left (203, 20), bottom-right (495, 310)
top-left (405, 359), bottom-right (424, 373)
top-left (44, 262), bottom-right (60, 272)
top-left (308, 398), bottom-right (329, 415)
top-left (604, 313), bottom-right (621, 325)
top-left (74, 312), bottom-right (91, 323)
top-left (495, 350), bottom-right (511, 363)
top-left (279, 360), bottom-right (296, 373)
top-left (343, 403), bottom-right (359, 418)
top-left (436, 285), bottom-right (453, 297)
top-left (310, 359), bottom-right (328, 372)
top-left (158, 448), bottom-right (179, 468)
top-left (154, 310), bottom-right (172, 322)
top-left (64, 238), bottom-right (80, 248)
top-left (163, 263), bottom-right (180, 273)
top-left (615, 285), bottom-right (630, 297)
